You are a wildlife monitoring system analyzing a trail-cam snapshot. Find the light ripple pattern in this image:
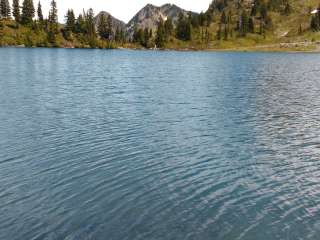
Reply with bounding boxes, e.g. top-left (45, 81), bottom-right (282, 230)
top-left (1, 48), bottom-right (320, 240)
